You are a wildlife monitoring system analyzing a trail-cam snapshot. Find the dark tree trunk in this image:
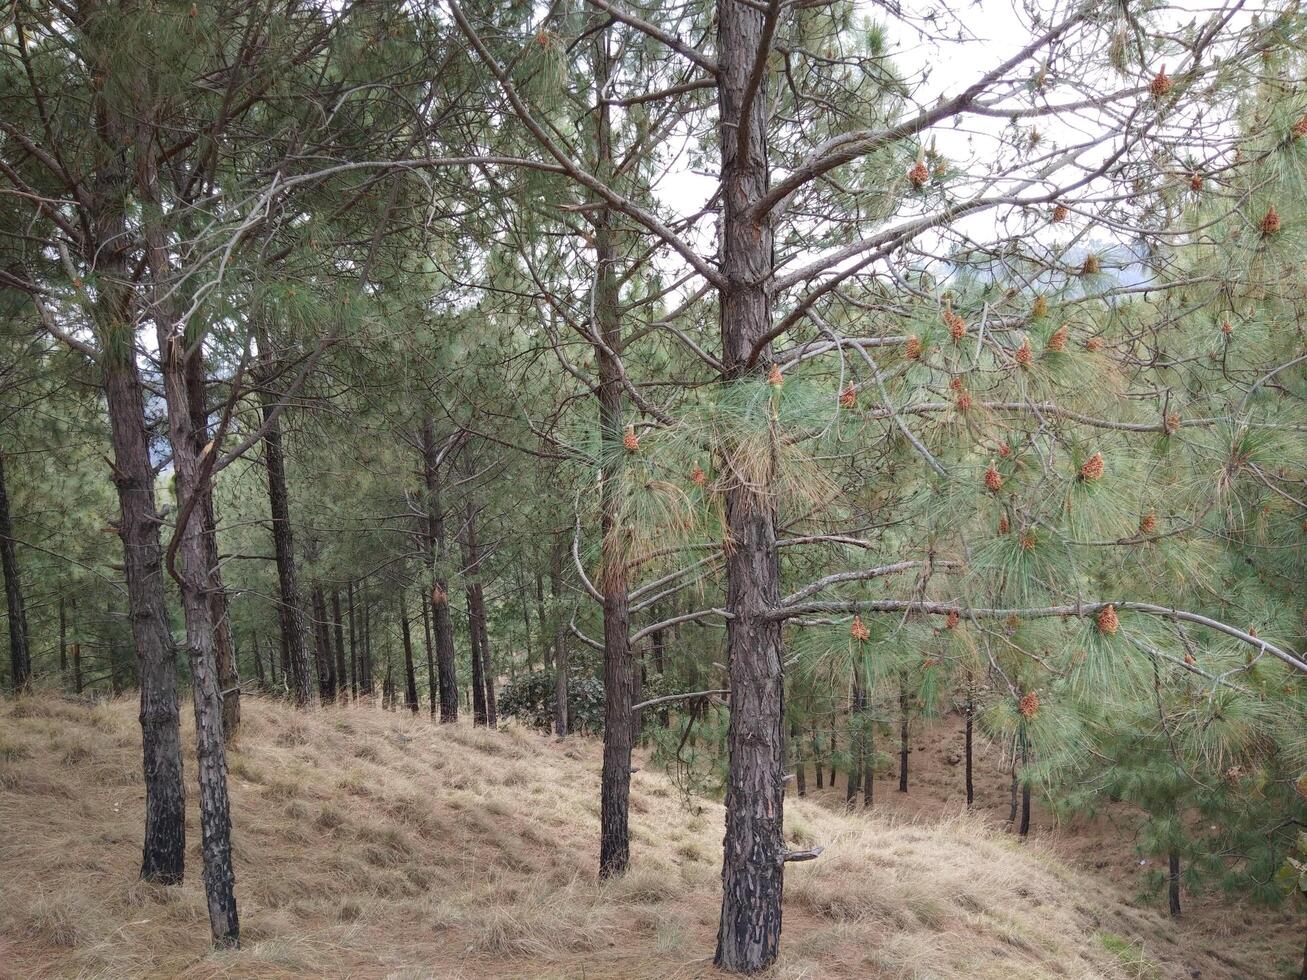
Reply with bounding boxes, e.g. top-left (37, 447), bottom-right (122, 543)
top-left (812, 728), bottom-right (823, 790)
top-left (863, 720), bottom-right (874, 809)
top-left (549, 536), bottom-right (568, 737)
top-left (183, 343), bottom-right (239, 738)
top-left (332, 589), bottom-right (347, 704)
top-left (713, 1), bottom-right (787, 963)
top-left (898, 683), bottom-right (910, 793)
top-left (1018, 734), bottom-right (1031, 837)
top-left (0, 450), bottom-right (32, 693)
top-left (399, 591), bottom-right (418, 714)
top-left (310, 585), bottom-right (335, 702)
top-left (420, 421), bottom-right (459, 722)
top-left (462, 499), bottom-right (495, 725)
top-left (792, 721), bottom-right (805, 797)
top-left (251, 632), bottom-right (266, 690)
top-left (588, 31), bottom-right (639, 878)
top-left (829, 732), bottom-right (837, 787)
top-left (847, 671), bottom-right (863, 808)
top-left (965, 702), bottom-right (975, 807)
top-left (258, 371), bottom-right (312, 707)
top-left (1009, 759), bottom-right (1019, 826)
top-left (420, 590), bottom-right (436, 715)
top-left (347, 582), bottom-right (357, 699)
top-left (1168, 850), bottom-right (1181, 918)
top-left (467, 585), bottom-right (487, 725)
top-left (361, 597), bottom-right (373, 697)
top-left (59, 595), bottom-right (67, 677)
top-left (102, 352), bottom-right (187, 885)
